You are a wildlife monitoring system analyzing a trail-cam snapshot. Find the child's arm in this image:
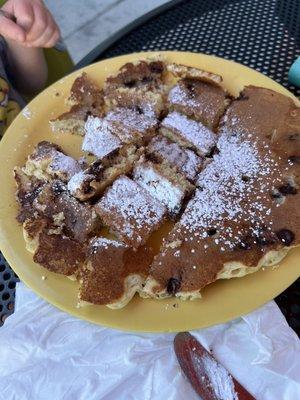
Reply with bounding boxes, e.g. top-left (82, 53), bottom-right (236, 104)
top-left (0, 0), bottom-right (60, 96)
